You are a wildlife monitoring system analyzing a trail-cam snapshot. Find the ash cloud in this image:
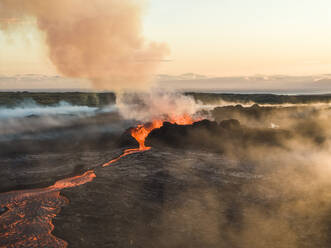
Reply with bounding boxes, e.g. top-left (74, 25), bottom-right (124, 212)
top-left (0, 0), bottom-right (169, 90)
